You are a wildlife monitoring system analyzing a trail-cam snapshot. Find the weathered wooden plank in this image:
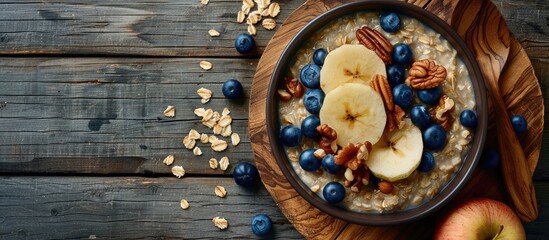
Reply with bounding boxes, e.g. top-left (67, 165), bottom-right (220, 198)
top-left (0, 58), bottom-right (257, 175)
top-left (0, 176), bottom-right (303, 239)
top-left (0, 0), bottom-right (545, 58)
